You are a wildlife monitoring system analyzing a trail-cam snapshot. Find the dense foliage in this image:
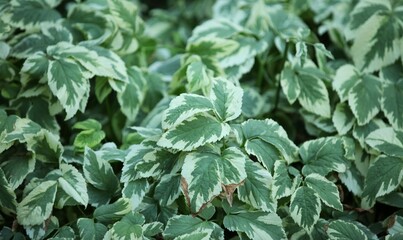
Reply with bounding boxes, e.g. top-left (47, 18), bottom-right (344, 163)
top-left (1, 0), bottom-right (403, 239)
